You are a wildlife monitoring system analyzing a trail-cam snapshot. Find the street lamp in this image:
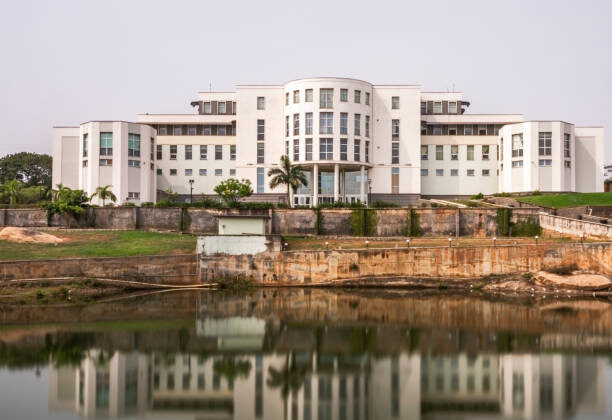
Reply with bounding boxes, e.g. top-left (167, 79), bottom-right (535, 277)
top-left (188, 179), bottom-right (194, 204)
top-left (367, 178), bottom-right (372, 206)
